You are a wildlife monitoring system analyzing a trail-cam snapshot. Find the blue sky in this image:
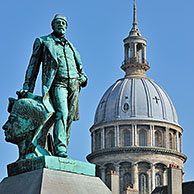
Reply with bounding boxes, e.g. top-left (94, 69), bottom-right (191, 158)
top-left (0, 0), bottom-right (194, 182)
